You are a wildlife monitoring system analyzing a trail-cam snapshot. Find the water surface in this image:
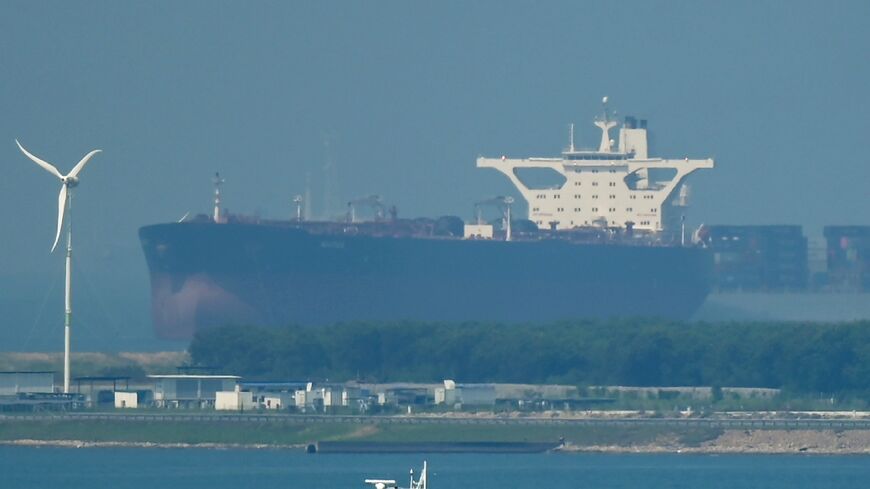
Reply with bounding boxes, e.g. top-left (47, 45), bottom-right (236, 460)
top-left (2, 447), bottom-right (868, 489)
